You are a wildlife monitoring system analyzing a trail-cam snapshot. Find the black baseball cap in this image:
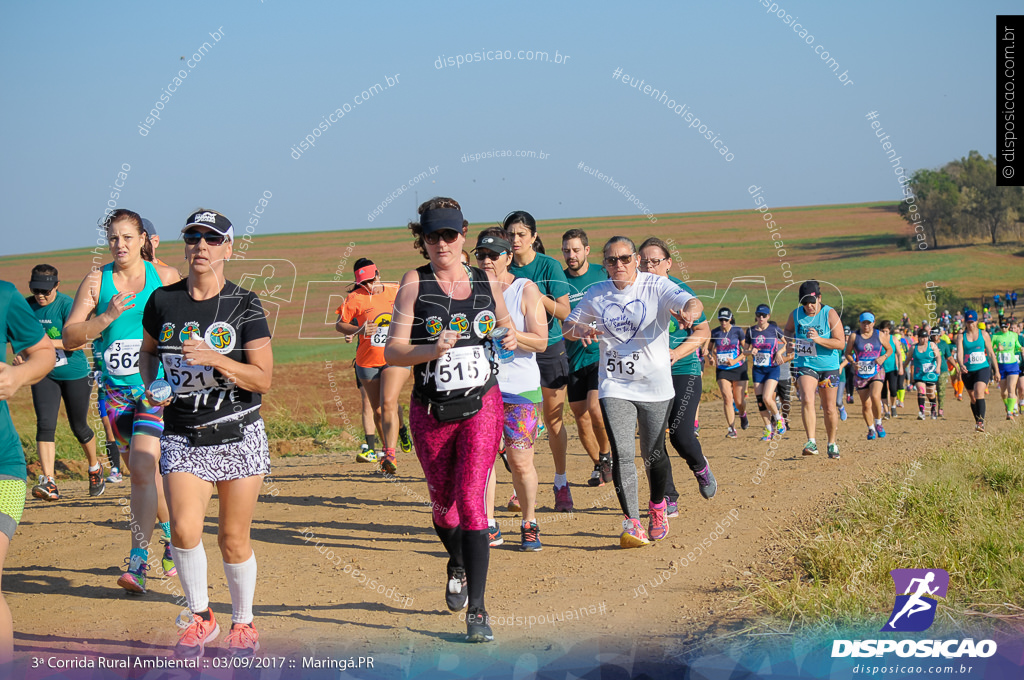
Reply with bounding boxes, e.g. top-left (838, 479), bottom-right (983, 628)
top-left (799, 280), bottom-right (821, 304)
top-left (718, 307), bottom-right (733, 321)
top-left (183, 210), bottom-right (234, 239)
top-left (475, 233), bottom-right (512, 255)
